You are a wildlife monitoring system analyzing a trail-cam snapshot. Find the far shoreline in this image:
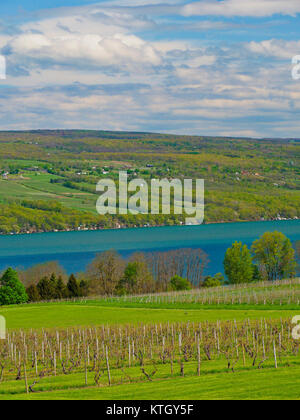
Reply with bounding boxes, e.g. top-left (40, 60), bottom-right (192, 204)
top-left (0, 217), bottom-right (299, 238)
